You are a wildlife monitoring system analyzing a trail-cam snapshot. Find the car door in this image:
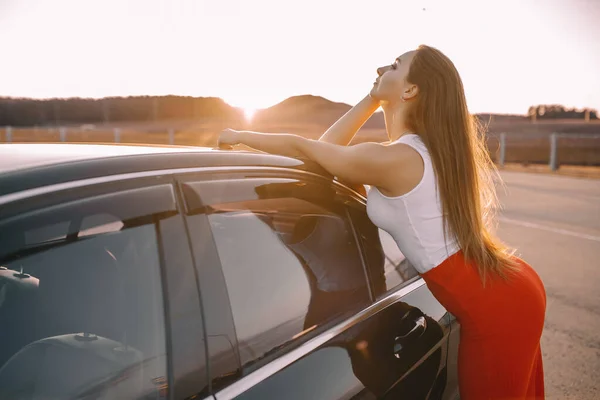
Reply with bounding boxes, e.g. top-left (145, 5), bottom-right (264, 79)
top-left (0, 177), bottom-right (208, 400)
top-left (180, 169), bottom-right (450, 399)
top-left (345, 194), bottom-right (453, 399)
